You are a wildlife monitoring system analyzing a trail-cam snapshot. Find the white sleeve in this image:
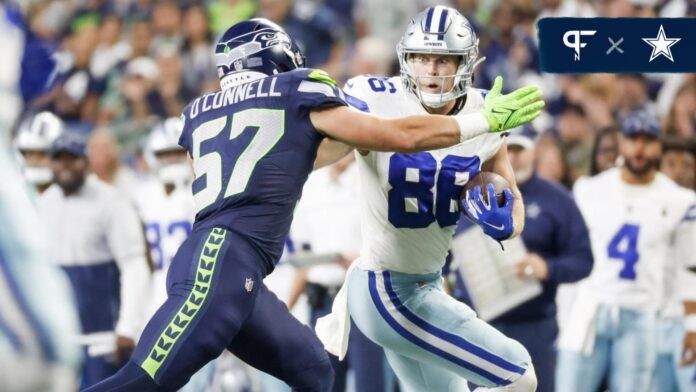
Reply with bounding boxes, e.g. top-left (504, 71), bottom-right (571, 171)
top-left (677, 200), bottom-right (696, 302)
top-left (105, 196), bottom-right (151, 339)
